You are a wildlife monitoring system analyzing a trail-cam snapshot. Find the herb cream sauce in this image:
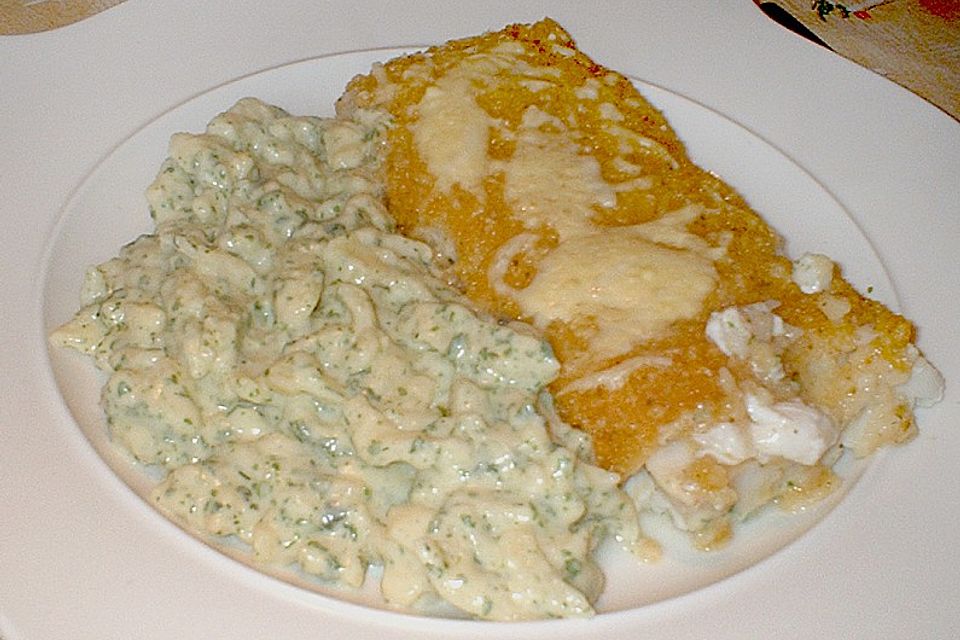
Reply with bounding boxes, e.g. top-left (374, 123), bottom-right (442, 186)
top-left (50, 97), bottom-right (642, 620)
